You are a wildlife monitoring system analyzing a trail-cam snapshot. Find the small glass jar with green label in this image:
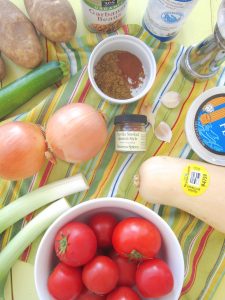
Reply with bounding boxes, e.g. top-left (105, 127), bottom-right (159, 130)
top-left (114, 114), bottom-right (147, 153)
